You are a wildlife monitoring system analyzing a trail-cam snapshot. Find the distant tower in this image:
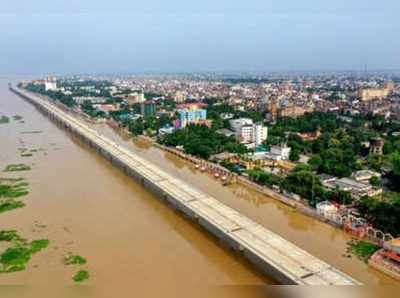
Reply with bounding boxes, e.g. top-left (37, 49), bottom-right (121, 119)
top-left (268, 98), bottom-right (278, 122)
